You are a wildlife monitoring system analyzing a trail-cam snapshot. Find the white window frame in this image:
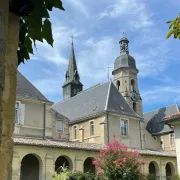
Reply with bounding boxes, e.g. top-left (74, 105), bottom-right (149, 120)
top-left (120, 119), bottom-right (128, 136)
top-left (56, 118), bottom-right (63, 132)
top-left (90, 120), bottom-right (94, 137)
top-left (15, 101), bottom-right (21, 124)
top-left (73, 125), bottom-right (77, 140)
top-left (170, 133), bottom-right (175, 146)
